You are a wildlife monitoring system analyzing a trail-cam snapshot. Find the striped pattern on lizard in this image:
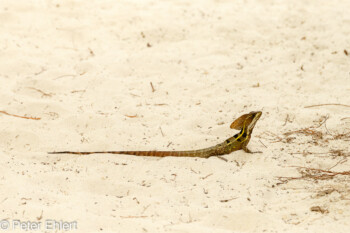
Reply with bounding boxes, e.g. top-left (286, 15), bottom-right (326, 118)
top-left (48, 111), bottom-right (262, 158)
